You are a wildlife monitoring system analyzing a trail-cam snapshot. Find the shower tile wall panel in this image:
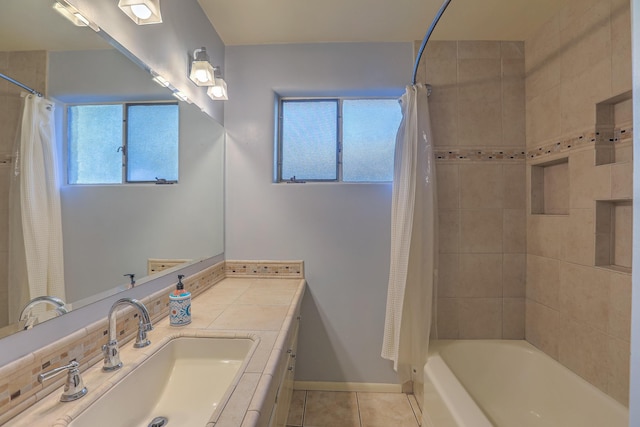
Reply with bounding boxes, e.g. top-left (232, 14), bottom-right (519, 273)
top-left (0, 51), bottom-right (47, 328)
top-left (524, 0), bottom-right (631, 405)
top-left (417, 41), bottom-right (526, 341)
